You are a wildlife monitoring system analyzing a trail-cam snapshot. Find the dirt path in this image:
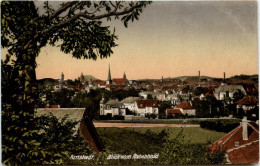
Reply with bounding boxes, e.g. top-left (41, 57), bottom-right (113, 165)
top-left (94, 122), bottom-right (200, 128)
